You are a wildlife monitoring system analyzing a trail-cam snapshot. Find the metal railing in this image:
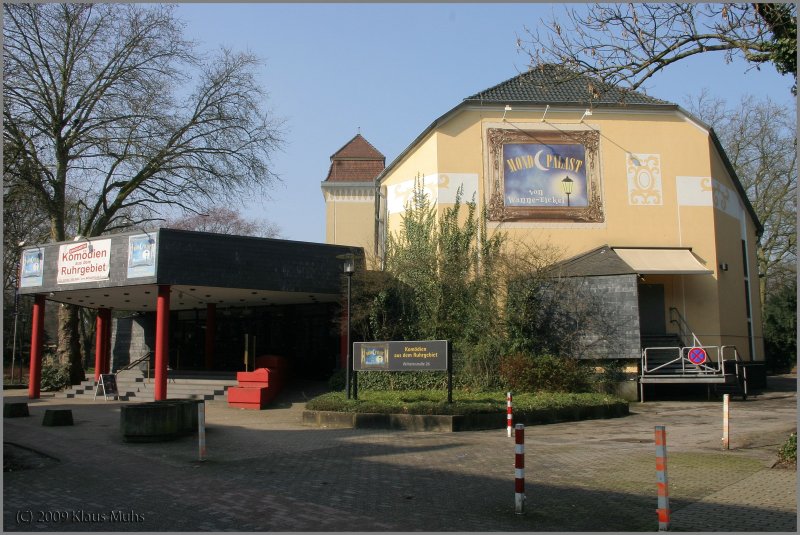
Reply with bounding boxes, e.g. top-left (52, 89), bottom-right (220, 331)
top-left (641, 345), bottom-right (726, 376)
top-left (115, 351), bottom-right (153, 382)
top-left (669, 307), bottom-right (702, 348)
top-left (721, 345), bottom-right (747, 396)
top-left (641, 344), bottom-right (745, 379)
